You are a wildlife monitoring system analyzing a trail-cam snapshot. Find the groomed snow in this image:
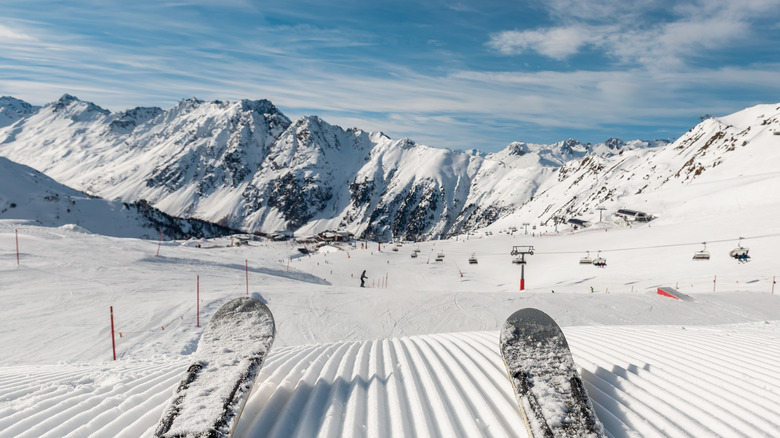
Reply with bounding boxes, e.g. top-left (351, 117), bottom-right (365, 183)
top-left (2, 191), bottom-right (779, 438)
